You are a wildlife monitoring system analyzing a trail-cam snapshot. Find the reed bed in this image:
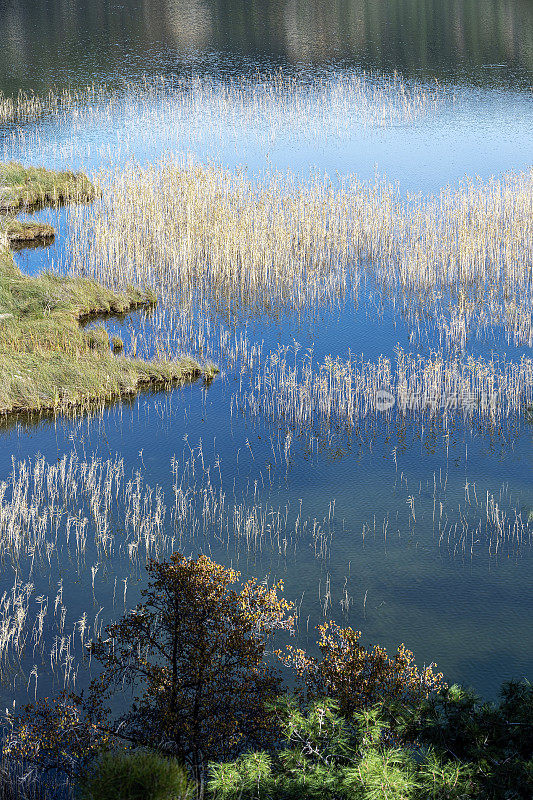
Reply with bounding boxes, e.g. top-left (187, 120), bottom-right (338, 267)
top-left (0, 443), bottom-right (336, 690)
top-left (66, 162), bottom-right (357, 317)
top-left (0, 71), bottom-right (445, 205)
top-left (0, 441), bottom-right (328, 573)
top-left (56, 159), bottom-right (533, 437)
top-left (376, 473), bottom-right (533, 559)
top-left (0, 443), bottom-right (529, 697)
top-left (0, 754), bottom-right (58, 800)
top-left (358, 476), bottom-right (532, 562)
top-left (235, 346), bottom-right (533, 427)
top-left (0, 85), bottom-right (108, 126)
top-left (0, 71), bottom-right (444, 134)
top-left (434, 483), bottom-right (533, 558)
top-left (63, 162), bottom-right (532, 351)
top-left (0, 576), bottom-right (100, 690)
